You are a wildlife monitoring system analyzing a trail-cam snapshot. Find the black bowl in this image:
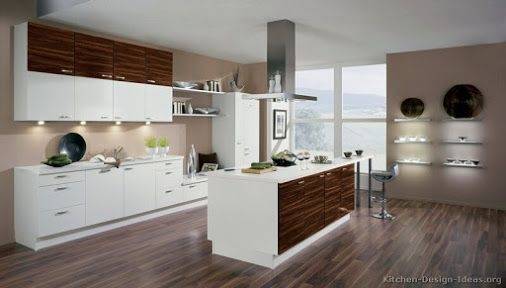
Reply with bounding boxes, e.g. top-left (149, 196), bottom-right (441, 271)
top-left (58, 133), bottom-right (86, 162)
top-left (272, 158), bottom-right (296, 167)
top-left (344, 151), bottom-right (353, 158)
top-left (355, 149), bottom-right (363, 156)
